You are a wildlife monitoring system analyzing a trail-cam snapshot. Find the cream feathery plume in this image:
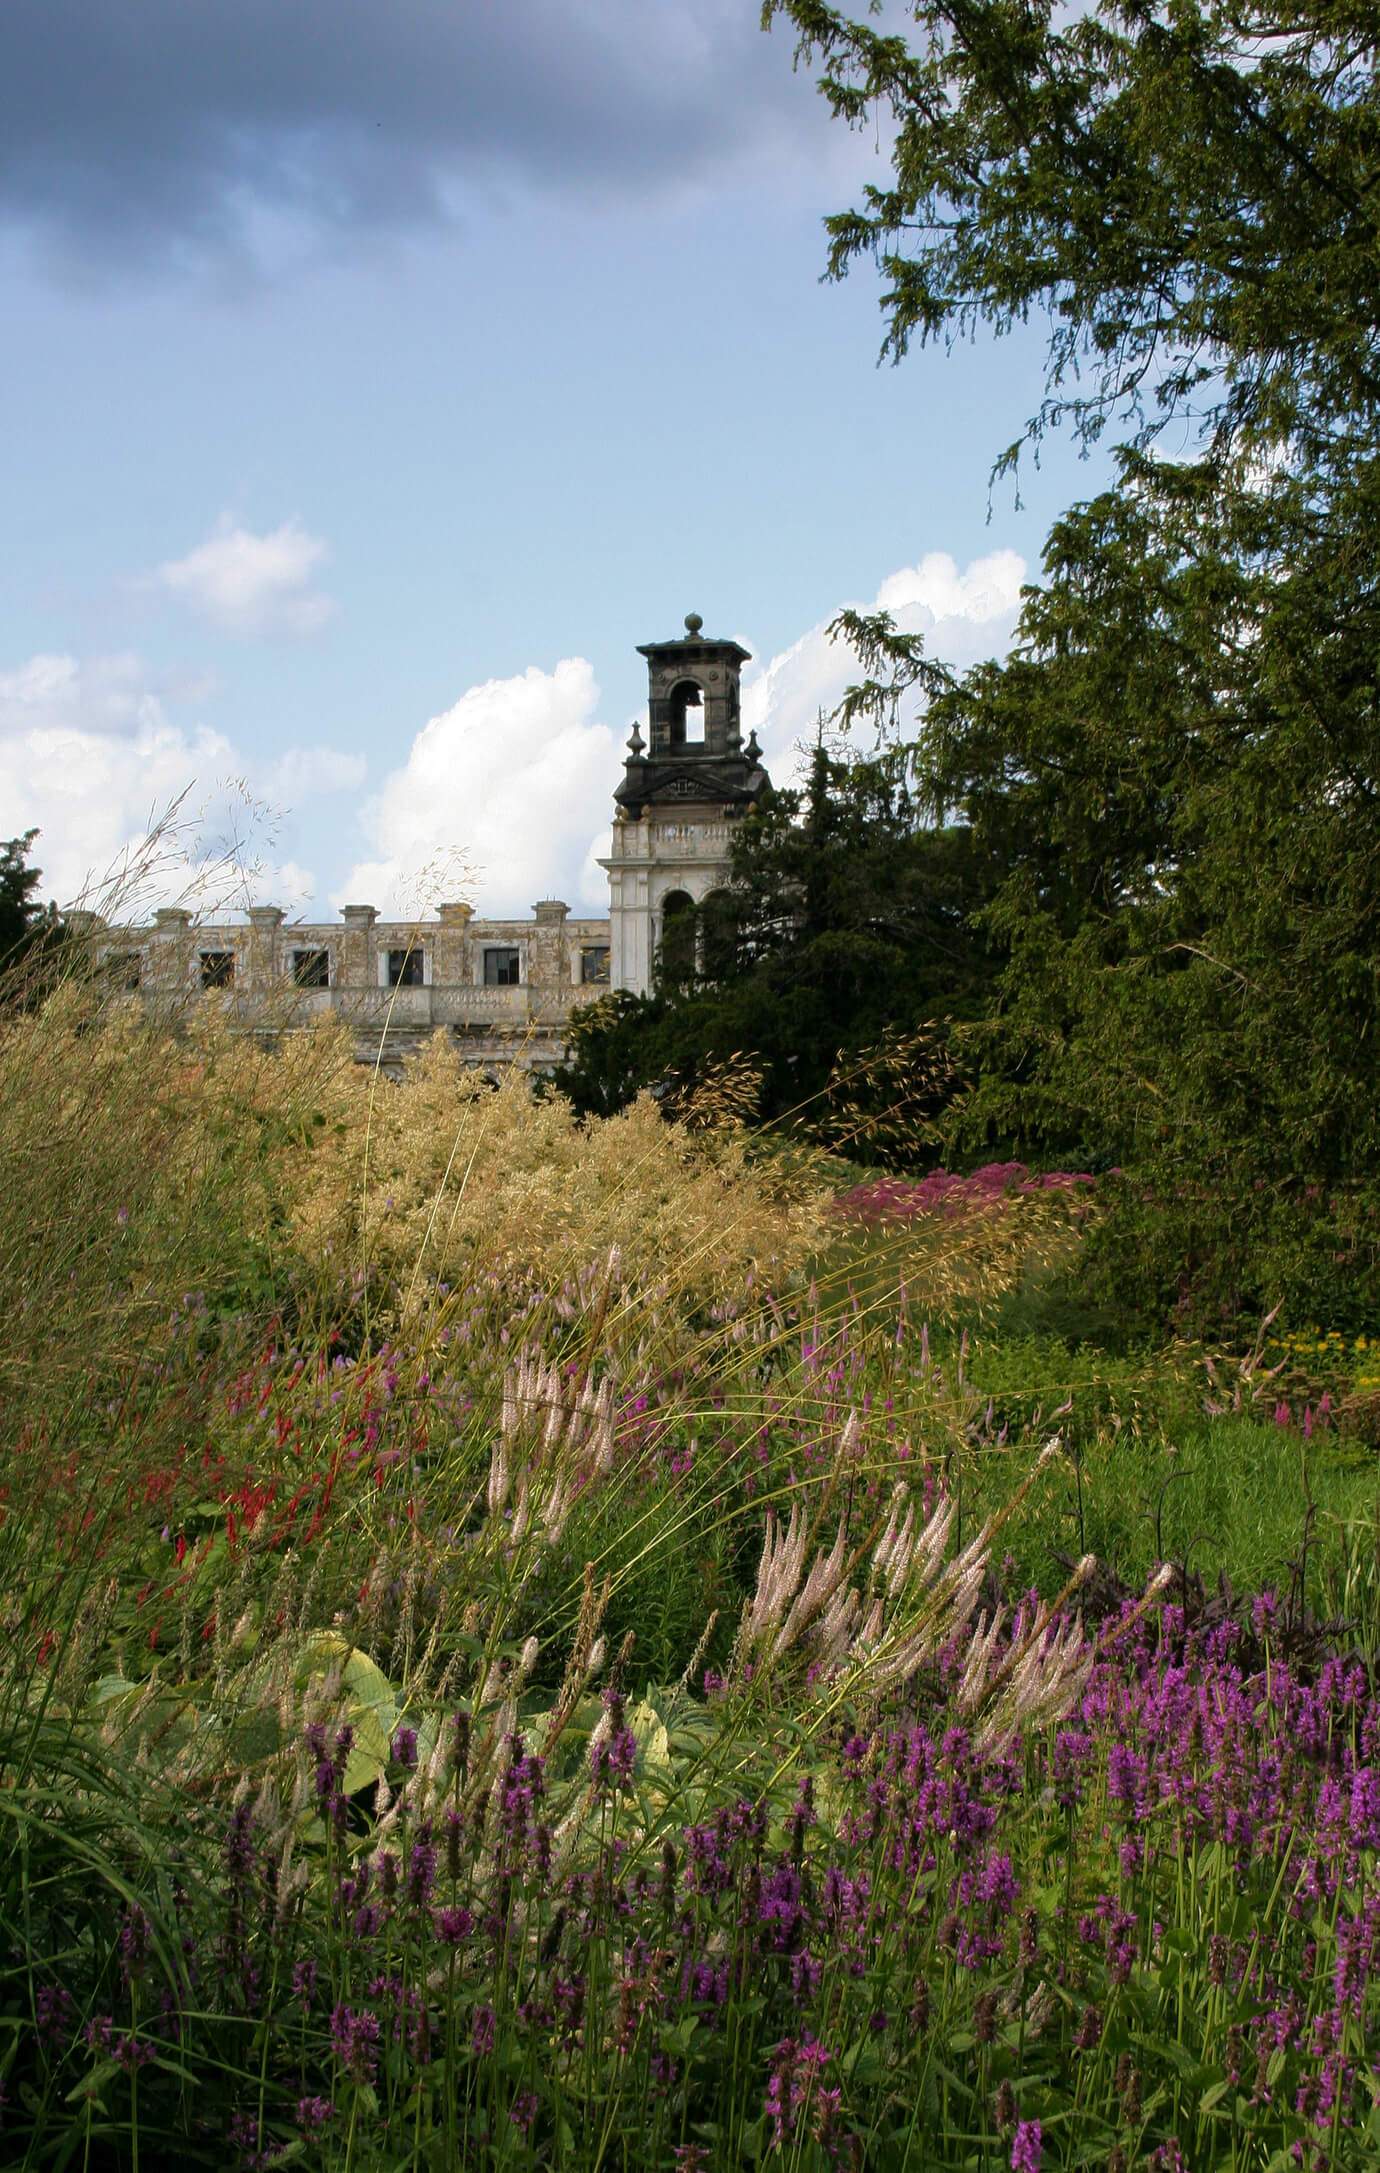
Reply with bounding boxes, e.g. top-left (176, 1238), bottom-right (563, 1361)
top-left (746, 1503), bottom-right (808, 1645)
top-left (773, 1518), bottom-right (849, 1659)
